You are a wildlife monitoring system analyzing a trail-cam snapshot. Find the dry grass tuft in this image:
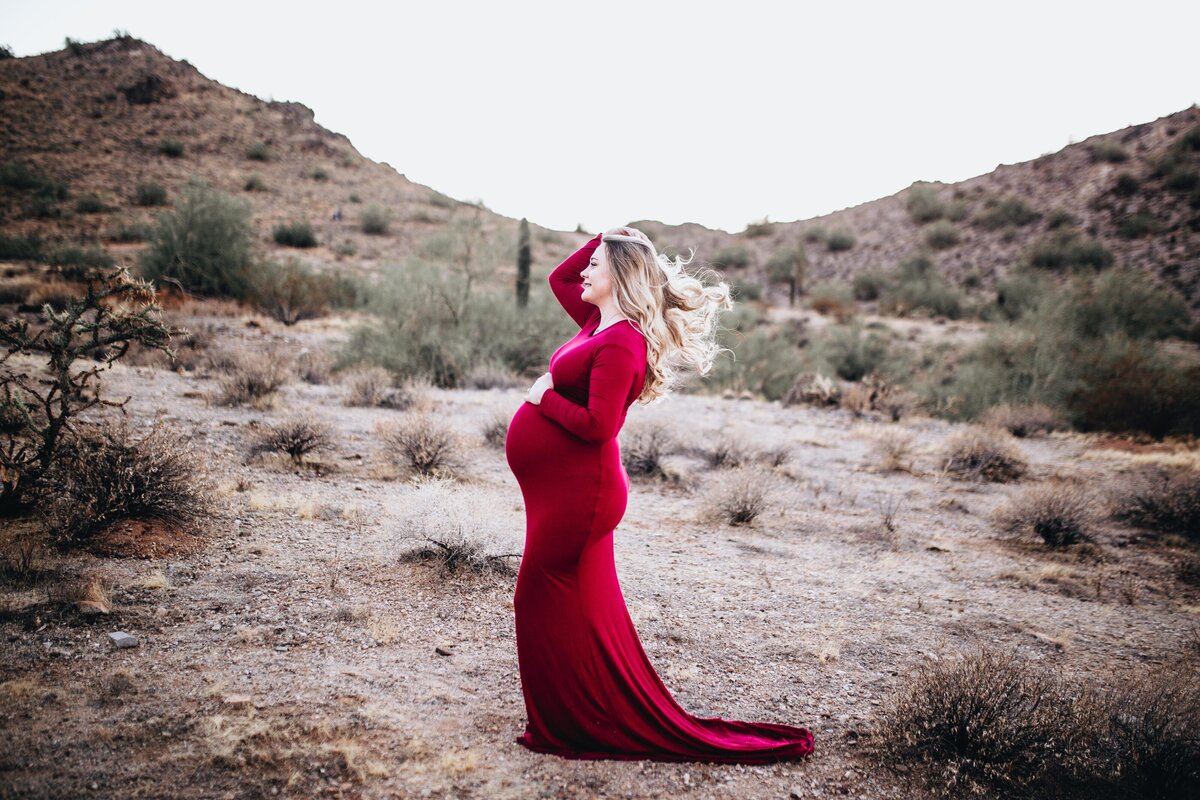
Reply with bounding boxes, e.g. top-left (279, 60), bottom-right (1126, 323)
top-left (248, 414), bottom-right (335, 468)
top-left (480, 410), bottom-right (510, 449)
top-left (620, 420), bottom-right (678, 480)
top-left (377, 412), bottom-right (465, 479)
top-left (980, 402), bottom-right (1066, 438)
top-left (1109, 465), bottom-right (1200, 542)
top-left (942, 425), bottom-right (1027, 482)
top-left (701, 464), bottom-right (779, 526)
top-left (870, 426), bottom-right (918, 474)
top-left (214, 349), bottom-right (292, 408)
top-left (993, 478), bottom-right (1097, 547)
top-left (392, 478), bottom-right (519, 579)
